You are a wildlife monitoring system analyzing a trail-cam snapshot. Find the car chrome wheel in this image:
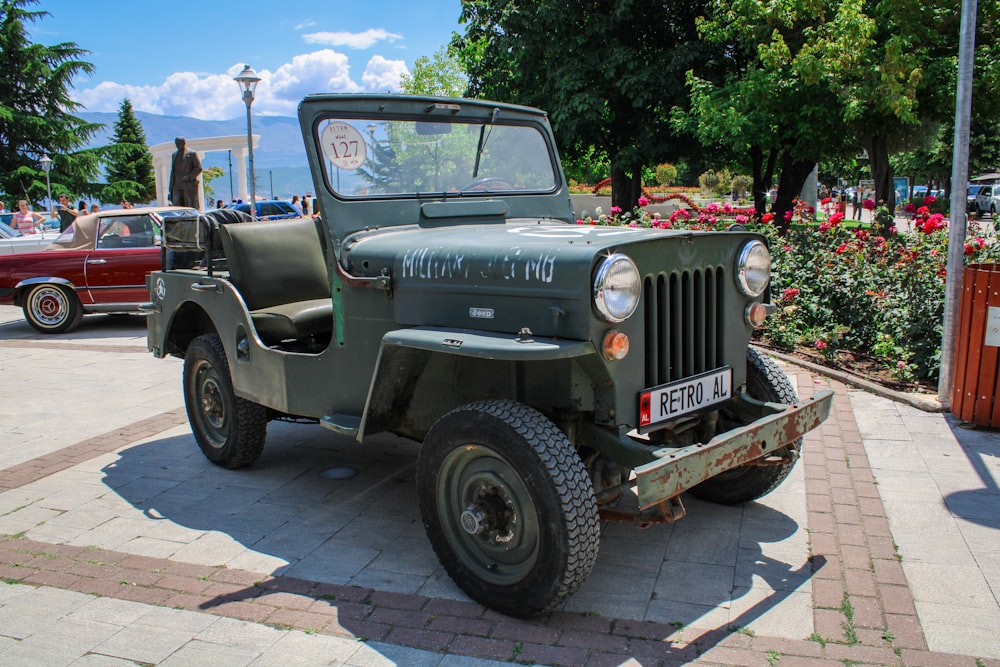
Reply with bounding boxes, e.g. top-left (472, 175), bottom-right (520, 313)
top-left (23, 284), bottom-right (82, 333)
